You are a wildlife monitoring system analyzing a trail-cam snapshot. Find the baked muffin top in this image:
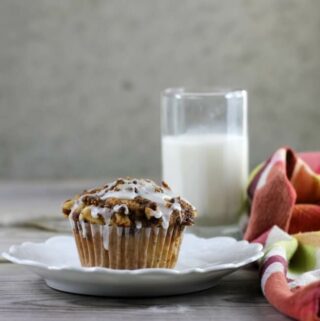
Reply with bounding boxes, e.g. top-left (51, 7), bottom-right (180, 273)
top-left (62, 178), bottom-right (197, 229)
